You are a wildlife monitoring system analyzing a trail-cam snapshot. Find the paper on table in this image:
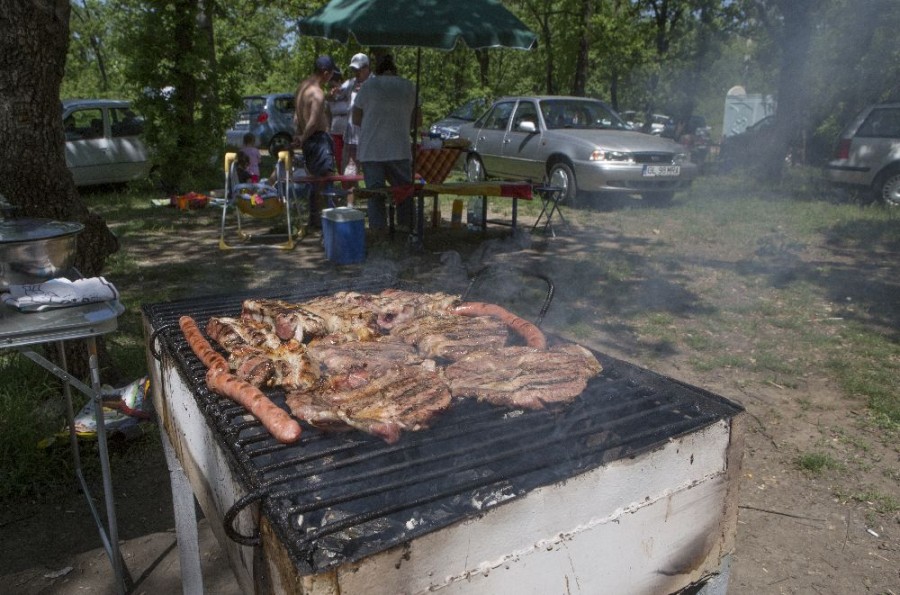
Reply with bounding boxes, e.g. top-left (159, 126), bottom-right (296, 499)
top-left (2, 276), bottom-right (119, 311)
